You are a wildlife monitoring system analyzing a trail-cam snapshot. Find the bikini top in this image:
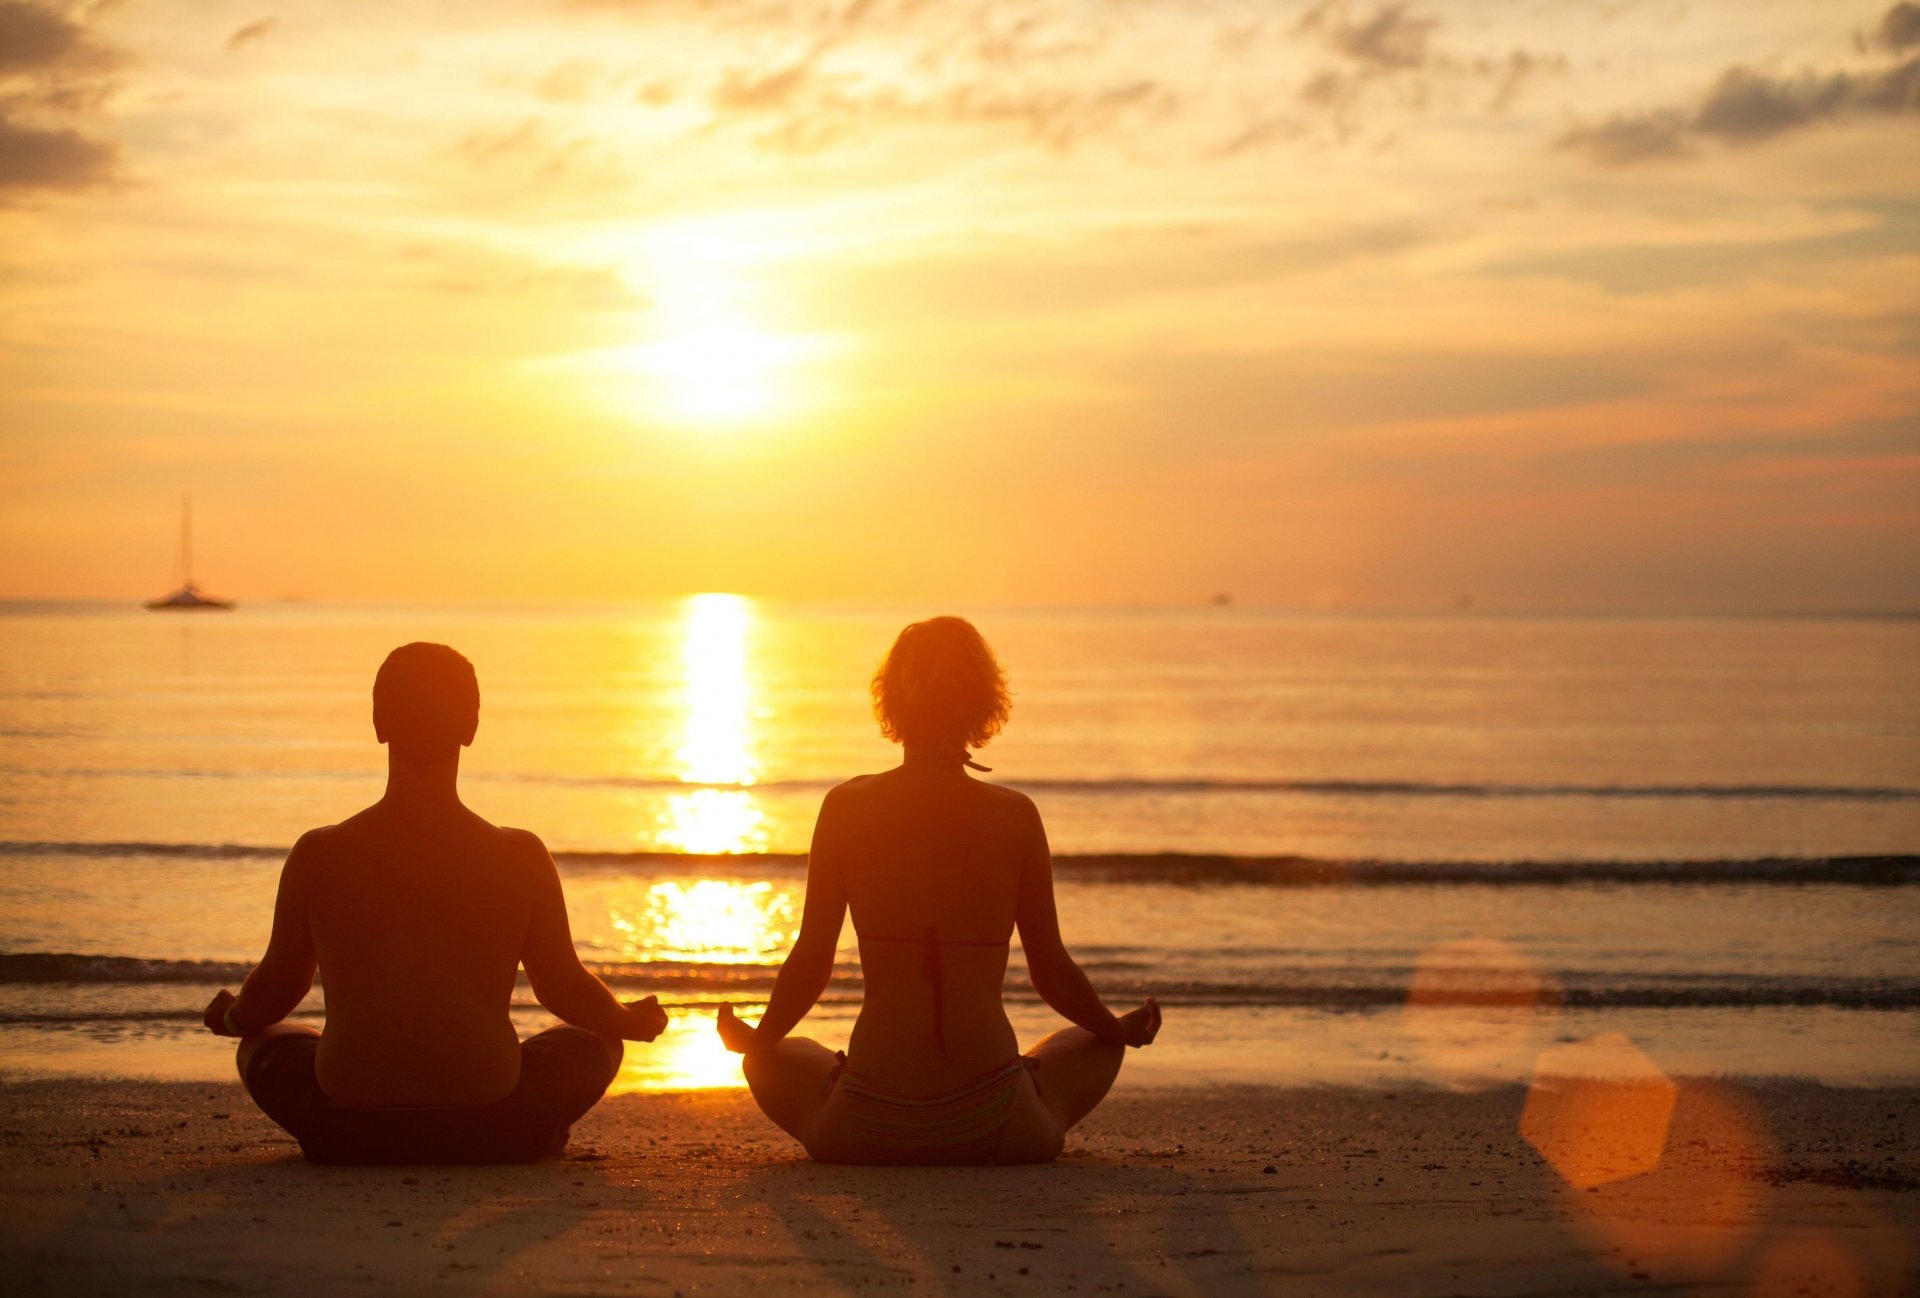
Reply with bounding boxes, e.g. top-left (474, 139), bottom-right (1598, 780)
top-left (861, 925), bottom-right (1009, 1054)
top-left (862, 749), bottom-right (1003, 1051)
